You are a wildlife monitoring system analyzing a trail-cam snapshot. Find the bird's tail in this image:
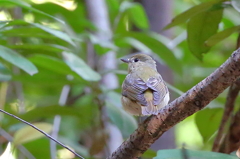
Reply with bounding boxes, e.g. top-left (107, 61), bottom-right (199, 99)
top-left (141, 102), bottom-right (158, 116)
top-left (141, 90), bottom-right (158, 115)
